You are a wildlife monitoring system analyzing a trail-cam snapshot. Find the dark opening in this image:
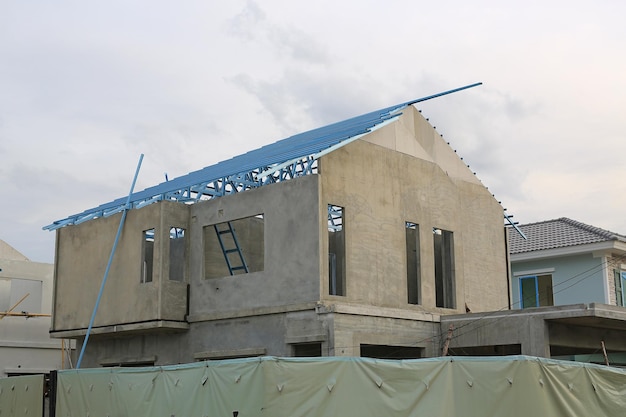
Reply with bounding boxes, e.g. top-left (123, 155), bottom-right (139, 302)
top-left (292, 343), bottom-right (323, 357)
top-left (406, 222), bottom-right (421, 304)
top-left (142, 228), bottom-right (155, 283)
top-left (328, 205), bottom-right (345, 296)
top-left (434, 228), bottom-right (455, 308)
top-left (360, 344), bottom-right (423, 359)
